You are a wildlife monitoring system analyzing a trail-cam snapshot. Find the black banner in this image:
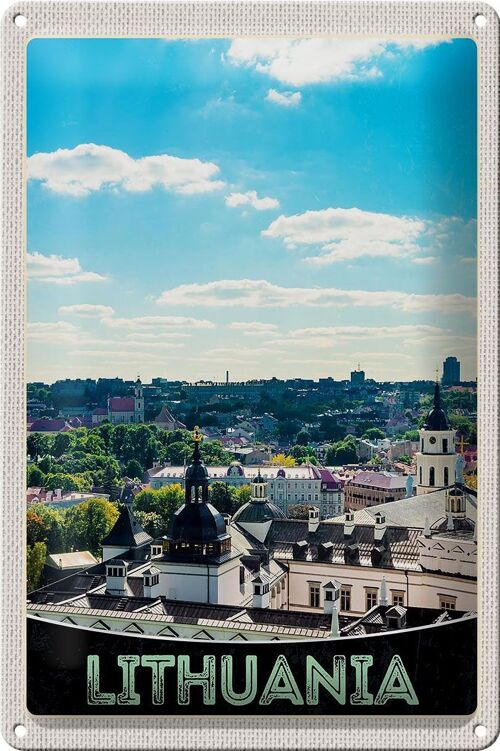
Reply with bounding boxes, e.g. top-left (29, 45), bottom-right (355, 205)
top-left (27, 615), bottom-right (476, 715)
